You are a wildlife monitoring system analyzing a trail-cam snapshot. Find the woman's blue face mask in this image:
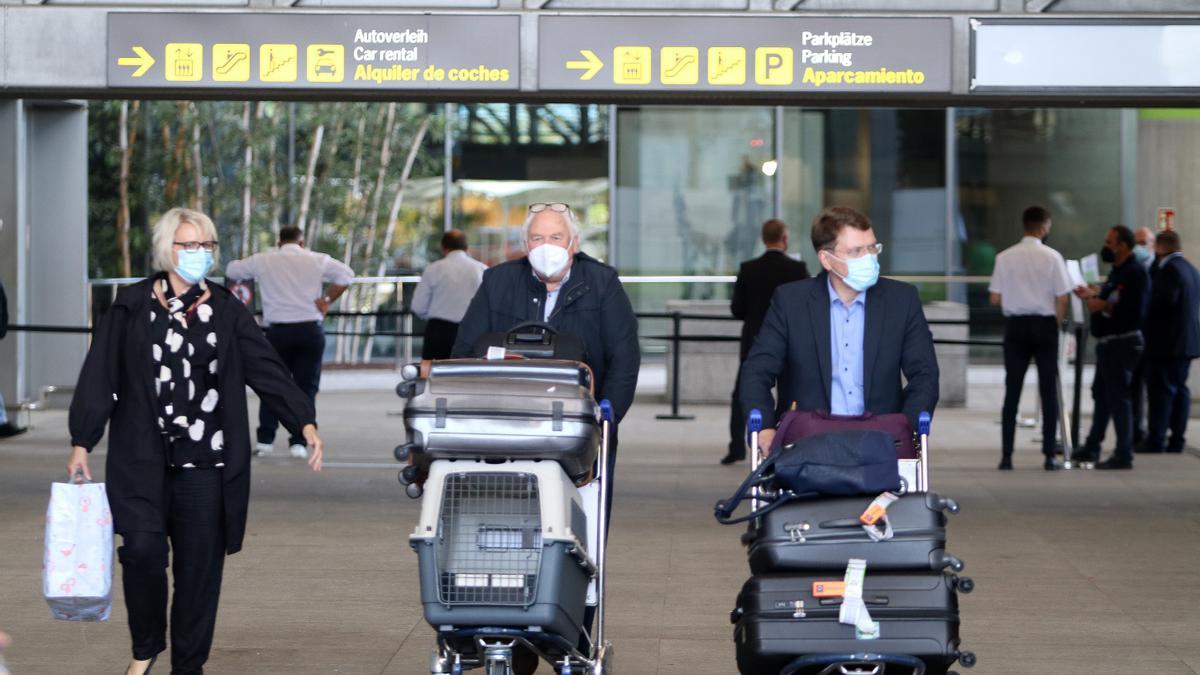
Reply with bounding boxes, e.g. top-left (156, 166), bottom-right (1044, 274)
top-left (175, 249), bottom-right (213, 284)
